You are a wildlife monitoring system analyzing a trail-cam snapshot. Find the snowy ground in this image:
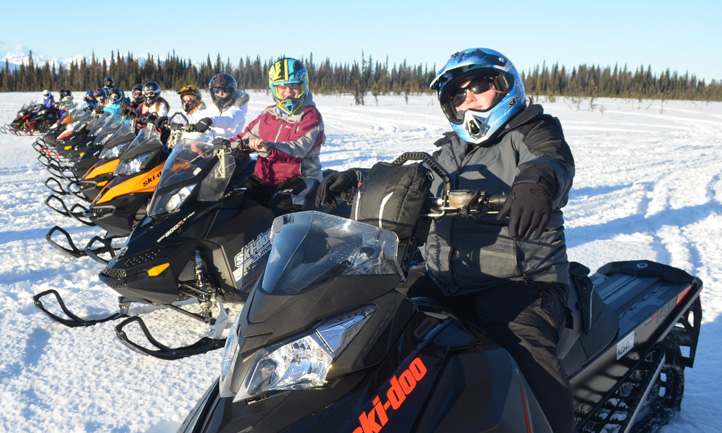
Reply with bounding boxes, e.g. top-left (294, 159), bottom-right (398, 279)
top-left (1, 91), bottom-right (721, 432)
